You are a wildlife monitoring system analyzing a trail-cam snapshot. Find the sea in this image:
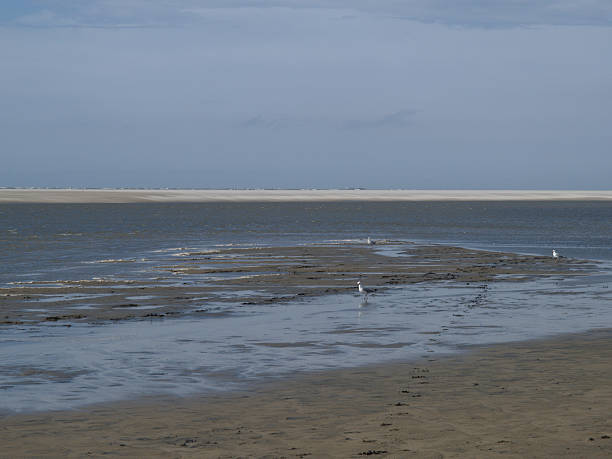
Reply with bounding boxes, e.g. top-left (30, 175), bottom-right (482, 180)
top-left (1, 201), bottom-right (612, 413)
